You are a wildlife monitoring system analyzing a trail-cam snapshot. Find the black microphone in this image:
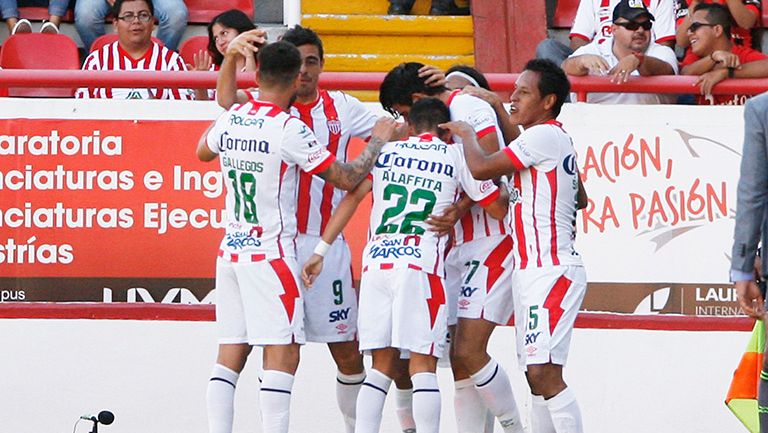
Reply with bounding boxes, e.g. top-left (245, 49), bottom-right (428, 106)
top-left (80, 411), bottom-right (115, 425)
